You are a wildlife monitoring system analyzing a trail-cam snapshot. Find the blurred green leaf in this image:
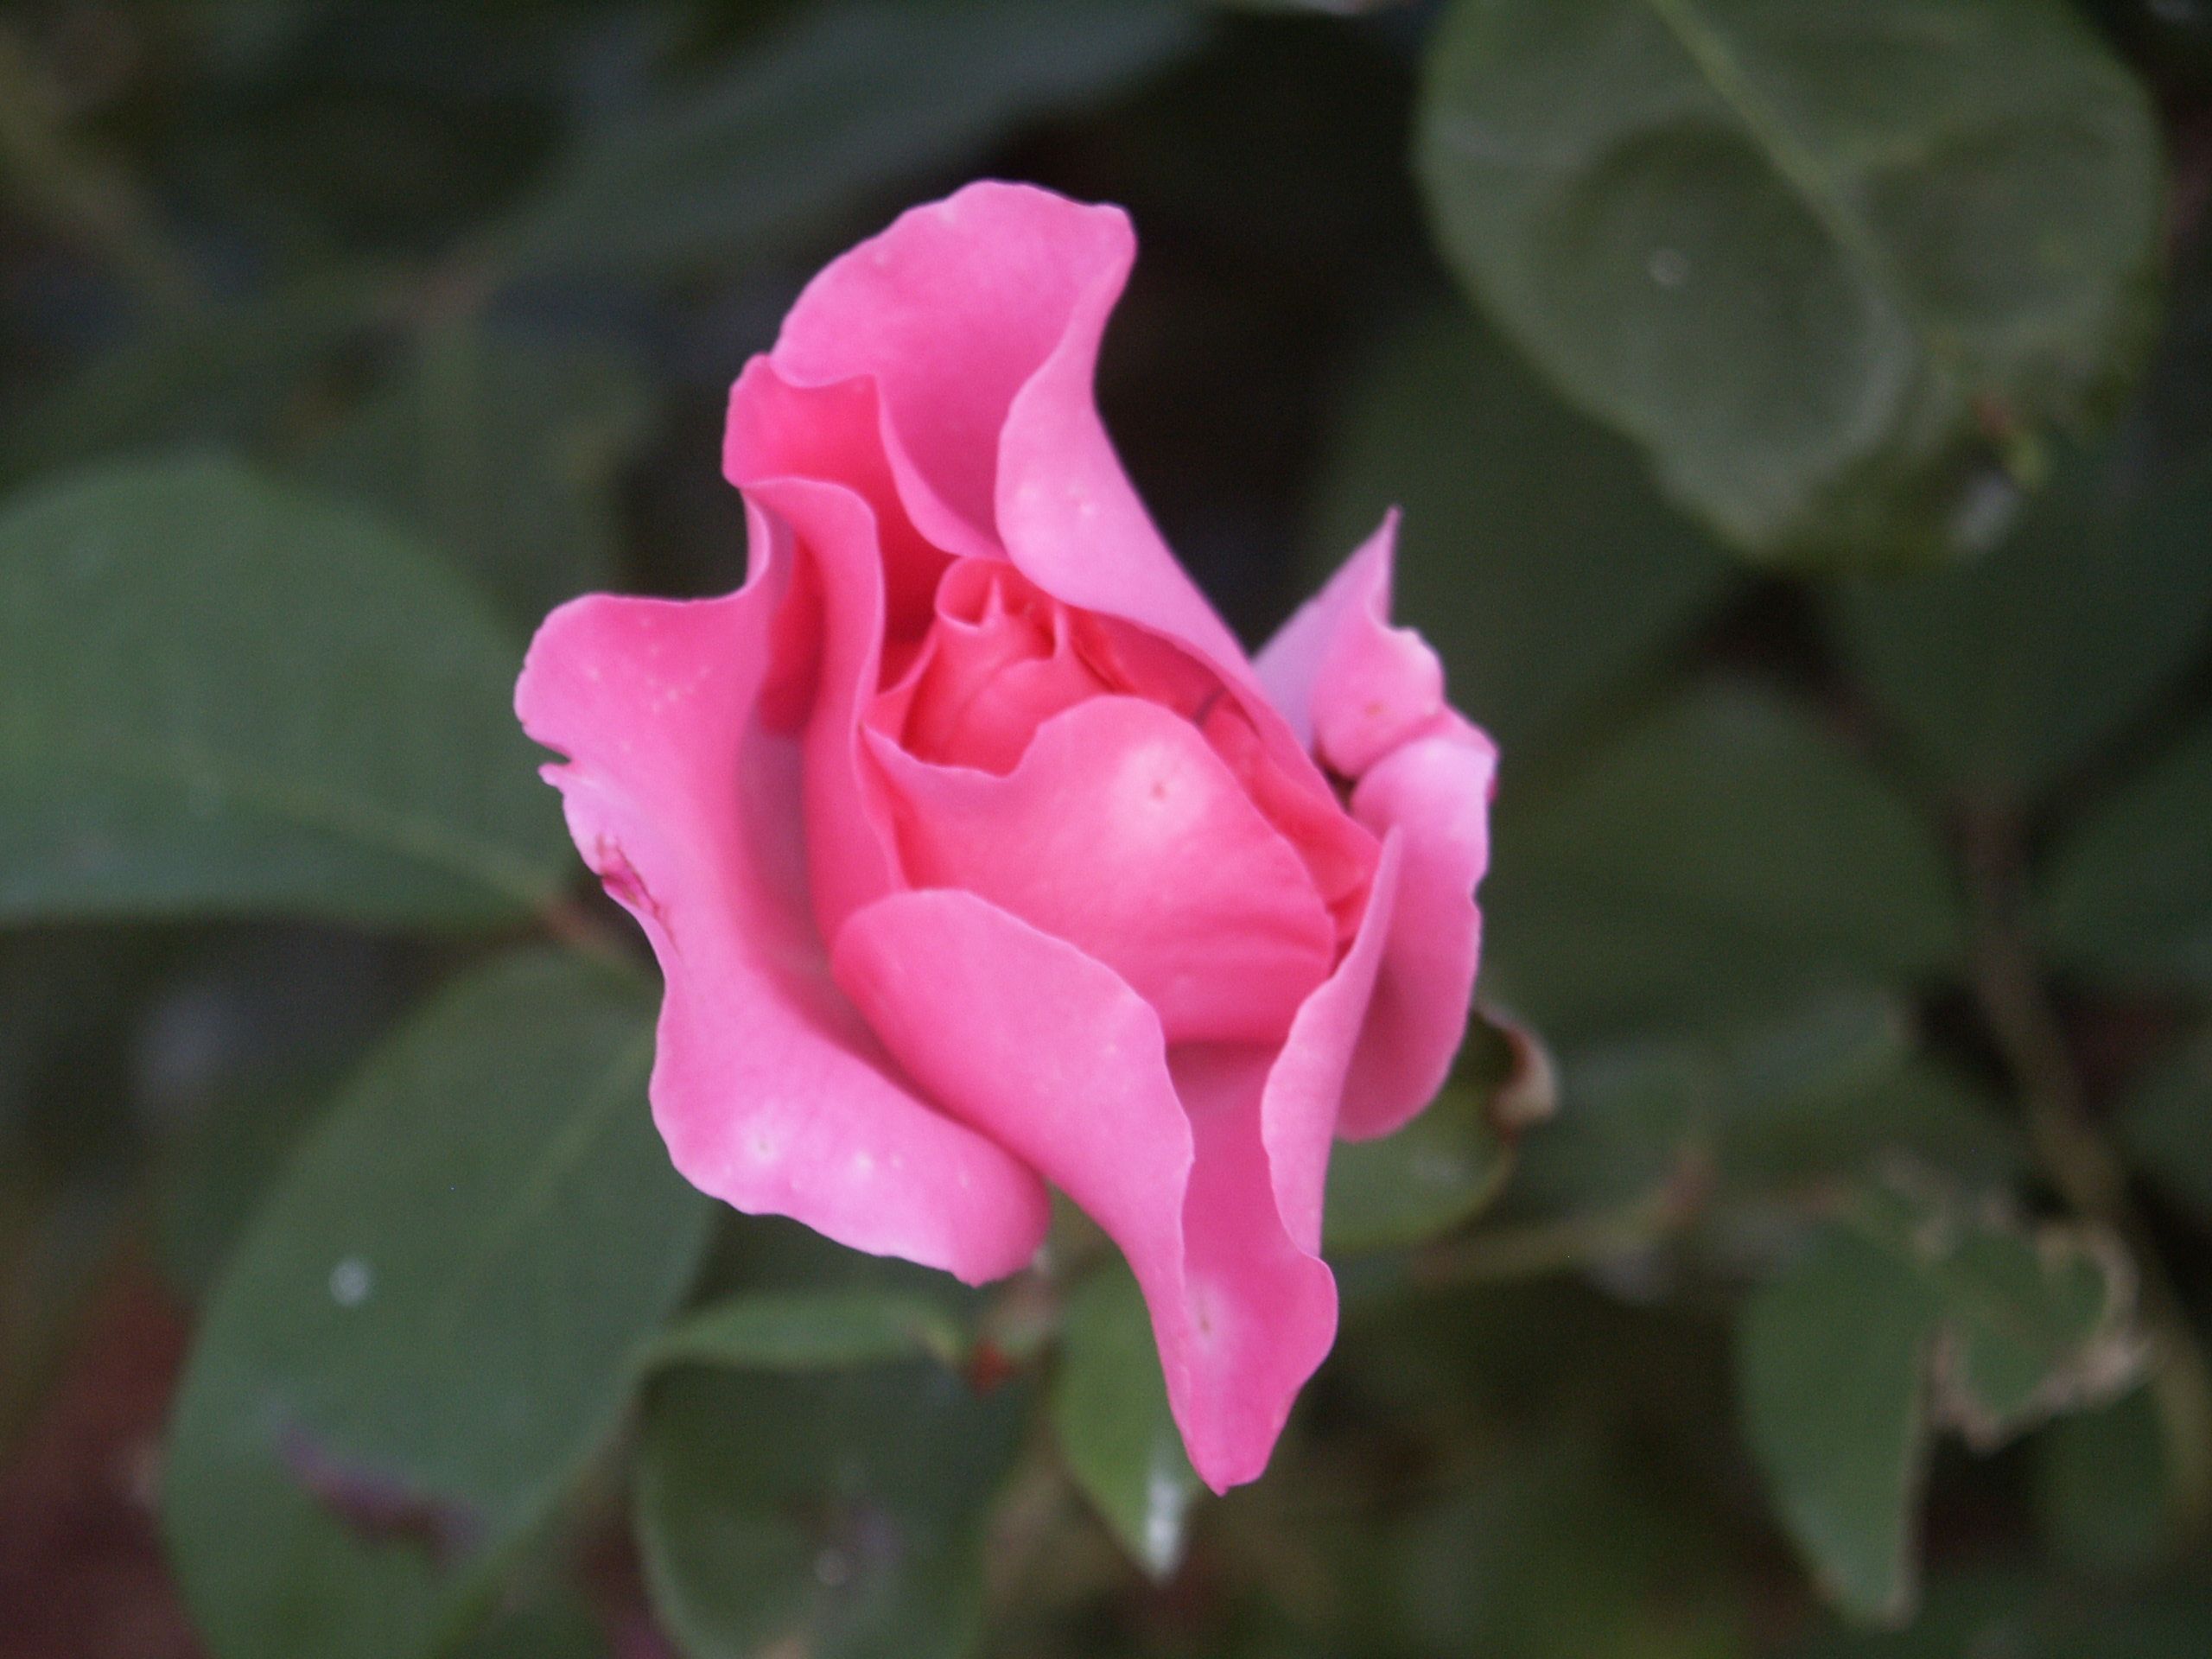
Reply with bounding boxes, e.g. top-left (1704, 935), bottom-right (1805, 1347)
top-left (451, 1592), bottom-right (607, 1659)
top-left (1385, 1436), bottom-right (1753, 1659)
top-left (300, 323), bottom-right (650, 624)
top-left (1305, 307), bottom-right (1735, 758)
top-left (2, 283), bottom-right (381, 484)
top-left (1484, 684), bottom-right (1963, 1039)
top-left (1414, 0), bottom-right (2163, 565)
top-left (636, 1361), bottom-right (1027, 1659)
top-left (1521, 994), bottom-right (2019, 1217)
top-left (1832, 448), bottom-right (2212, 803)
top-left (2044, 718), bottom-right (2212, 990)
top-left (0, 458), bottom-right (570, 928)
top-left (2034, 1384), bottom-right (2175, 1578)
top-left (2117, 1027), bottom-right (2212, 1223)
top-left (1325, 1011), bottom-right (1547, 1254)
top-left (1051, 1262), bottom-right (1200, 1580)
top-left (155, 1065), bottom-right (333, 1303)
top-left (1742, 1224), bottom-right (1942, 1624)
top-left (162, 950), bottom-right (712, 1659)
top-left (650, 1289), bottom-right (967, 1373)
top-left (483, 0), bottom-right (1199, 286)
top-left (1741, 1185), bottom-right (2140, 1623)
